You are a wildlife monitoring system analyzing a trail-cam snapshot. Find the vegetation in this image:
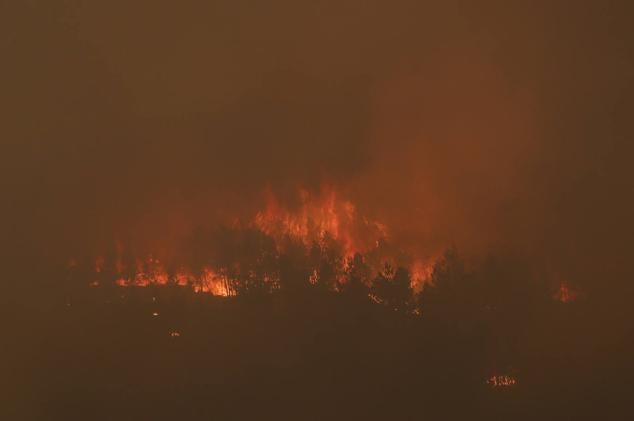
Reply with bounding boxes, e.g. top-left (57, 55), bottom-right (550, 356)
top-left (6, 231), bottom-right (631, 420)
